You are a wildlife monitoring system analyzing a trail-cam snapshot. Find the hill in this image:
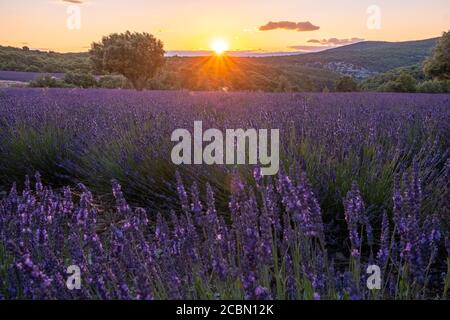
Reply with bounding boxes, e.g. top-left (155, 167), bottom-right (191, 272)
top-left (0, 46), bottom-right (90, 73)
top-left (151, 56), bottom-right (340, 91)
top-left (261, 38), bottom-right (439, 79)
